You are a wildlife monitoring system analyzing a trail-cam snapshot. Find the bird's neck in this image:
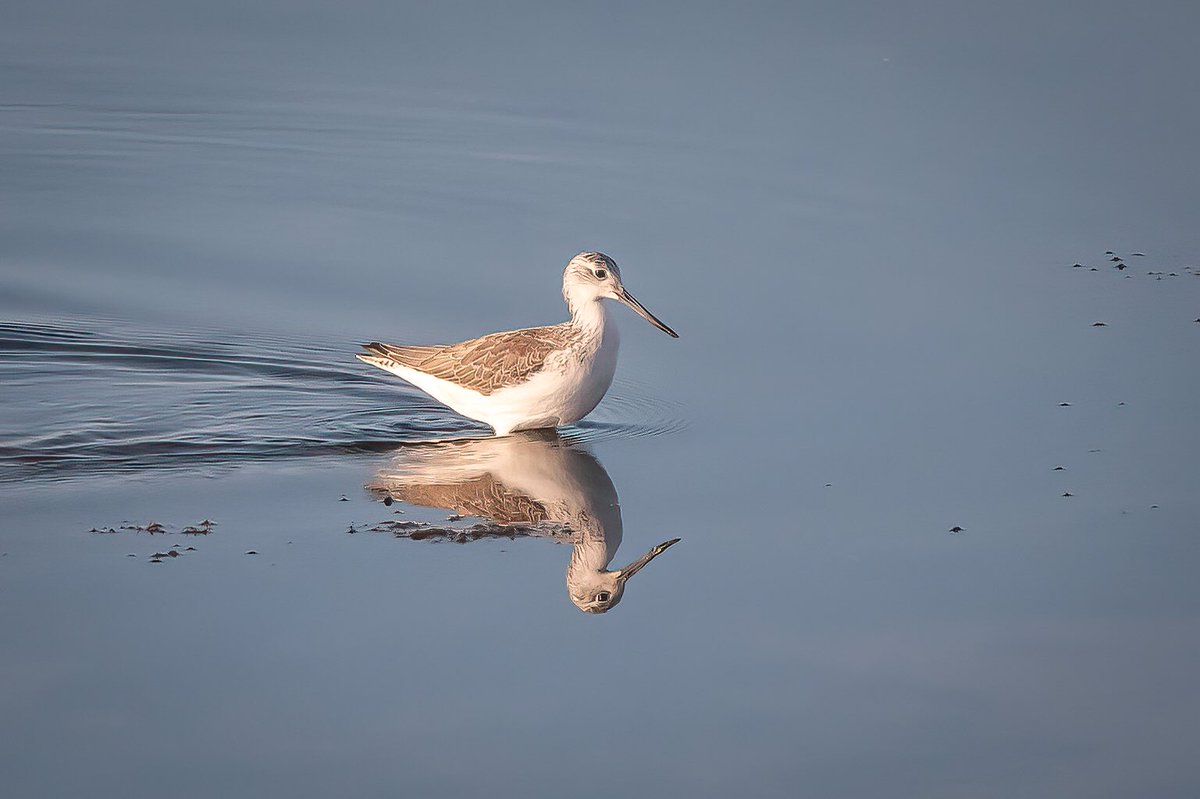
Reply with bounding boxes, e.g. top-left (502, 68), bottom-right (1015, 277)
top-left (568, 297), bottom-right (611, 336)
